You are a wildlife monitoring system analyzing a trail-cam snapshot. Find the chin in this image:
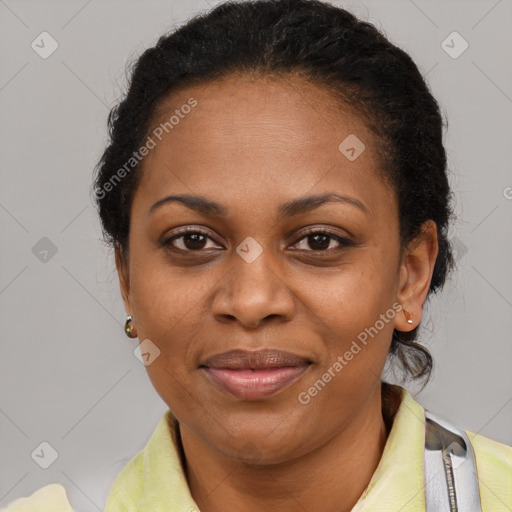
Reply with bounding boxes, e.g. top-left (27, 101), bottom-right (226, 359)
top-left (208, 425), bottom-right (309, 466)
